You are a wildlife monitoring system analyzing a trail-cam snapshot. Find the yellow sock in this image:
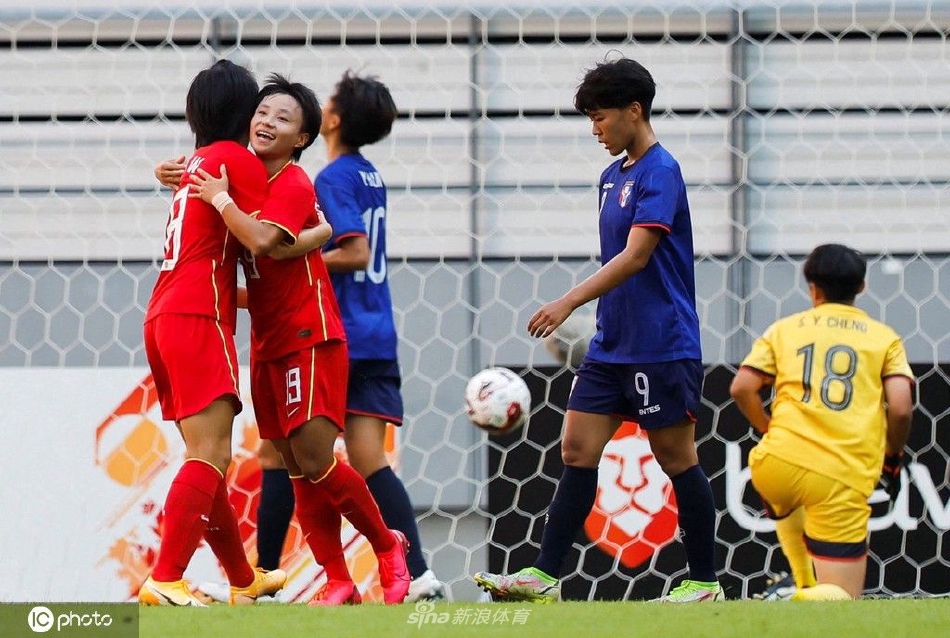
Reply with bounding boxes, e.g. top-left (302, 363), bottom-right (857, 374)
top-left (774, 508), bottom-right (817, 589)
